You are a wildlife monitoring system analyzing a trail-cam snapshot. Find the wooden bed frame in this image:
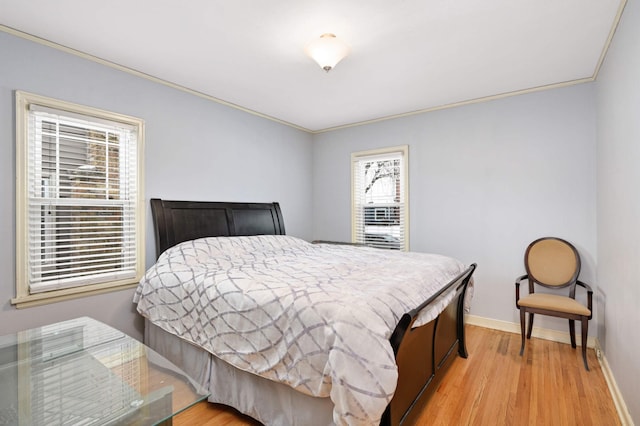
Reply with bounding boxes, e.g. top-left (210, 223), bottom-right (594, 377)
top-left (149, 198), bottom-right (476, 426)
